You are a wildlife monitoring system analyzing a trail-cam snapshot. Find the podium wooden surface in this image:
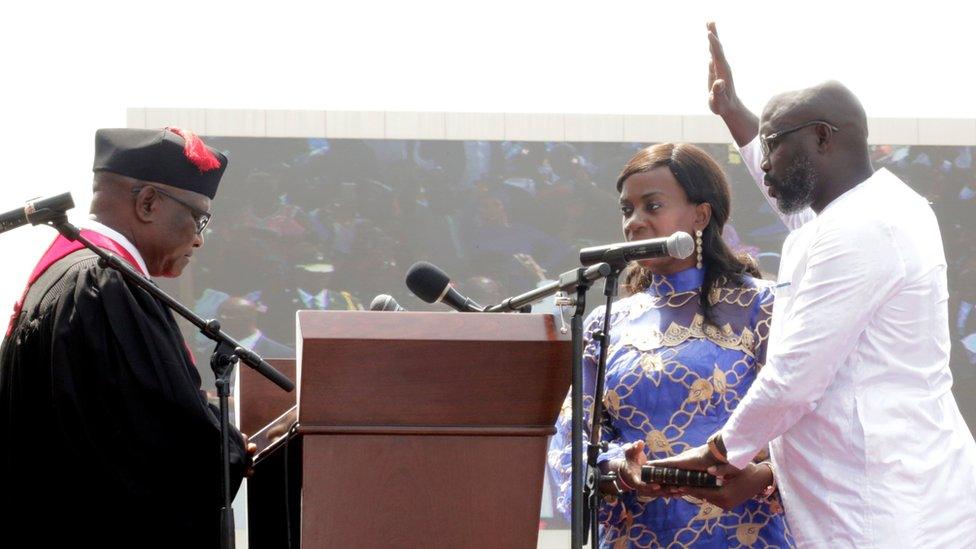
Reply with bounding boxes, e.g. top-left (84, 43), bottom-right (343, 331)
top-left (239, 358), bottom-right (296, 436)
top-left (247, 310), bottom-right (571, 548)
